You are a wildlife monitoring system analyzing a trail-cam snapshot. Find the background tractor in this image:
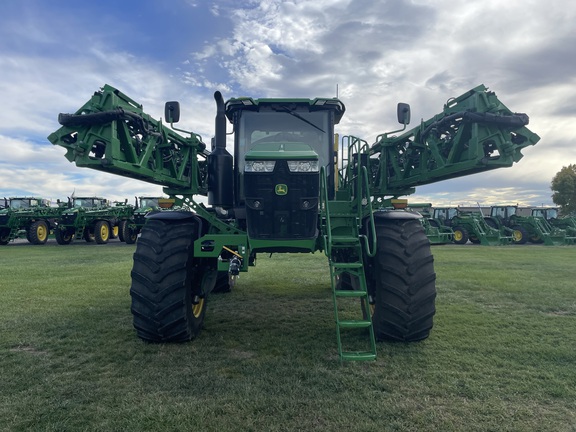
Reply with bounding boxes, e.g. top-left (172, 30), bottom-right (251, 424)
top-left (48, 84), bottom-right (539, 360)
top-left (408, 203), bottom-right (453, 244)
top-left (120, 196), bottom-right (176, 244)
top-left (530, 207), bottom-right (576, 242)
